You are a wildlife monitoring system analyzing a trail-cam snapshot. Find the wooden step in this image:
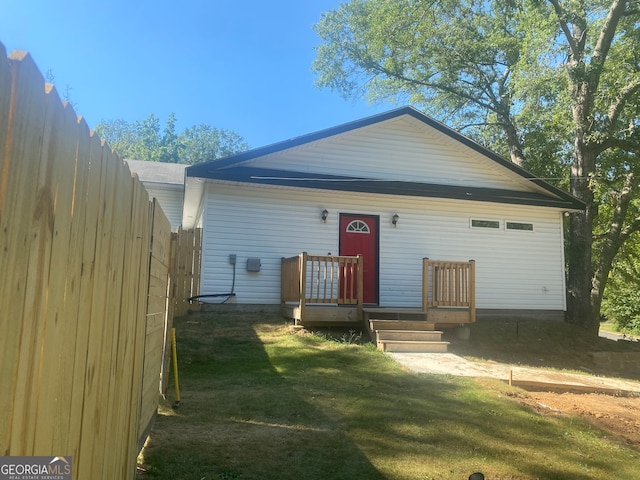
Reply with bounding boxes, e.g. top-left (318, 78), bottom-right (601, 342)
top-left (364, 308), bottom-right (427, 321)
top-left (376, 329), bottom-right (444, 342)
top-left (377, 340), bottom-right (450, 353)
top-left (369, 319), bottom-right (436, 331)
